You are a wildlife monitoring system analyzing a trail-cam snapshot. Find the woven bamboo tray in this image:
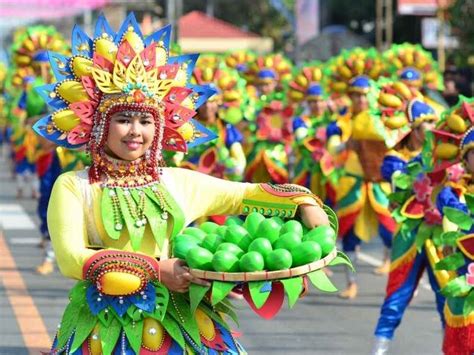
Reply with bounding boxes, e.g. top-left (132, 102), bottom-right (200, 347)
top-left (189, 248), bottom-right (337, 282)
